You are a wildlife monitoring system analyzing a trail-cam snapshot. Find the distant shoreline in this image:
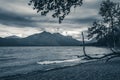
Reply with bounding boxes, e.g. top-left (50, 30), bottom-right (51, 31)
top-left (0, 45), bottom-right (105, 47)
